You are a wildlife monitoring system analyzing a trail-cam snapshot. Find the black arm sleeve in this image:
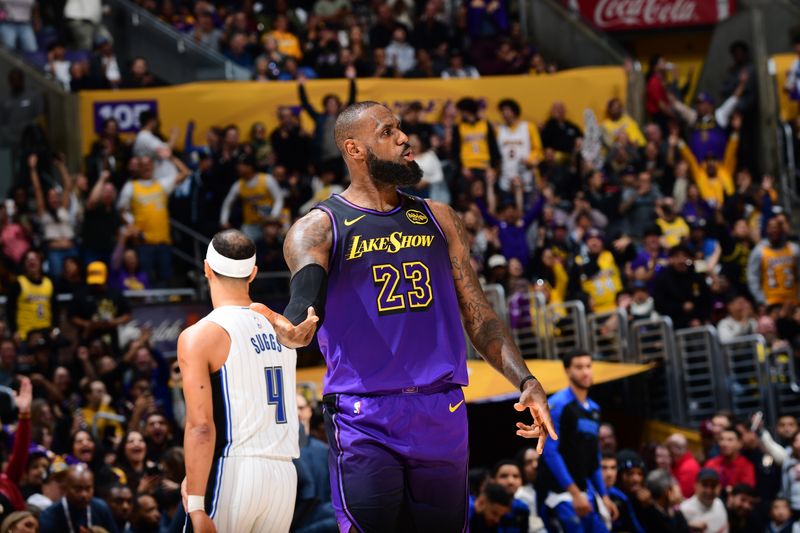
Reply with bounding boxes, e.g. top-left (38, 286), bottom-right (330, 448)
top-left (284, 264), bottom-right (328, 327)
